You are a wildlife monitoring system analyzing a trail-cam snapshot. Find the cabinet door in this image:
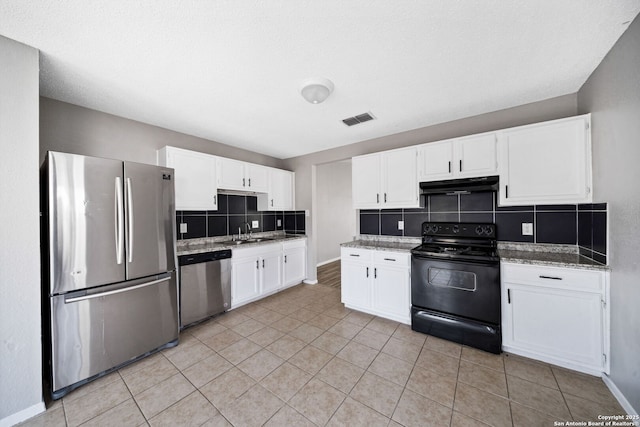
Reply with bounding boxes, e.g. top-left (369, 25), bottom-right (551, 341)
top-left (271, 169), bottom-right (293, 210)
top-left (498, 115), bottom-right (591, 205)
top-left (382, 147), bottom-right (419, 208)
top-left (352, 154), bottom-right (382, 208)
top-left (164, 148), bottom-right (217, 211)
top-left (503, 283), bottom-right (603, 370)
top-left (284, 246), bottom-right (306, 286)
top-left (217, 157), bottom-right (247, 191)
top-left (231, 257), bottom-right (260, 306)
top-left (261, 251), bottom-right (282, 294)
top-left (417, 140), bottom-right (454, 181)
top-left (246, 163), bottom-right (269, 193)
top-left (456, 133), bottom-right (497, 178)
top-left (372, 265), bottom-right (410, 323)
top-left (341, 261), bottom-right (371, 308)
